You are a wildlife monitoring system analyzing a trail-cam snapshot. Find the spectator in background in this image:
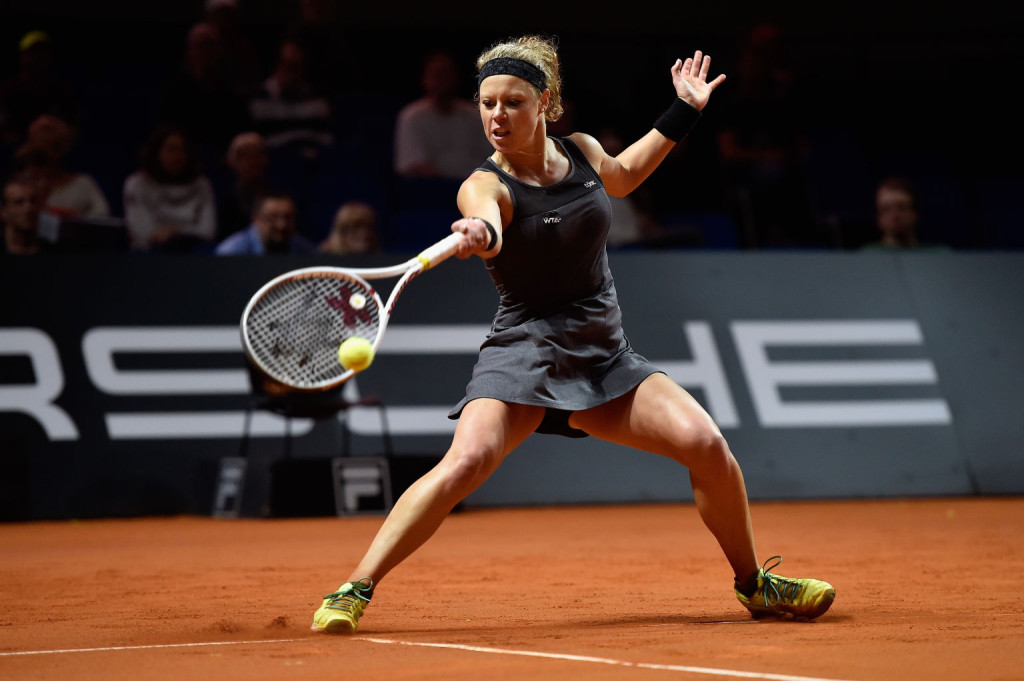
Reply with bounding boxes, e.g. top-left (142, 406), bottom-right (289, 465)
top-left (285, 0), bottom-right (359, 96)
top-left (157, 21), bottom-right (253, 156)
top-left (1, 176), bottom-right (49, 254)
top-left (715, 22), bottom-right (815, 248)
top-left (393, 50), bottom-right (492, 180)
top-left (11, 144), bottom-right (103, 237)
top-left (249, 39), bottom-right (334, 161)
top-left (0, 30), bottom-right (79, 147)
top-left (217, 131), bottom-right (270, 241)
top-left (21, 114), bottom-right (110, 219)
top-left (319, 200), bottom-right (380, 255)
top-left (203, 0), bottom-right (262, 99)
top-left (215, 189), bottom-right (314, 254)
top-left (861, 177), bottom-right (950, 251)
top-left (123, 125), bottom-right (217, 252)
